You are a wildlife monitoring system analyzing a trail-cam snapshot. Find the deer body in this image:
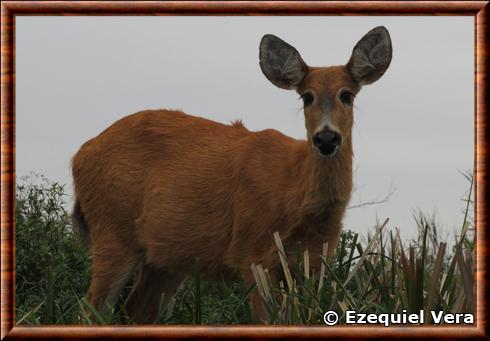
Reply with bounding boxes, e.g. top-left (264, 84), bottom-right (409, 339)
top-left (72, 27), bottom-right (392, 323)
